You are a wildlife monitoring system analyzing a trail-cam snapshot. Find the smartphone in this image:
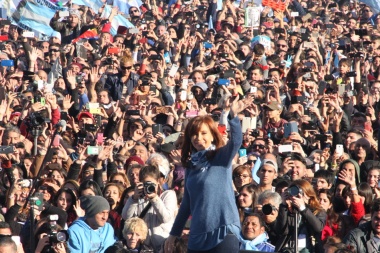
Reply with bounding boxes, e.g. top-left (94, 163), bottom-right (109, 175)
top-left (284, 122), bottom-right (298, 138)
top-left (84, 124), bottom-right (97, 132)
top-left (96, 133), bottom-right (104, 145)
top-left (152, 124), bottom-right (163, 136)
top-left (364, 121), bottom-right (372, 131)
top-left (0, 35), bottom-right (8, 41)
top-left (127, 110), bottom-right (140, 116)
top-left (315, 134), bottom-right (327, 141)
top-left (52, 135), bottom-right (60, 147)
top-left (274, 28), bottom-right (285, 33)
top-left (33, 192), bottom-right (44, 211)
top-left (0, 146), bottom-right (14, 154)
top-left (1, 60), bottom-right (14, 67)
top-left (318, 81), bottom-right (327, 94)
top-left (59, 10), bottom-right (69, 17)
top-left (217, 79), bottom-right (230, 86)
top-left (218, 124), bottom-right (226, 134)
top-left (180, 90), bottom-right (187, 101)
top-left (155, 106), bottom-right (169, 114)
top-left (304, 42), bottom-right (314, 48)
top-left (278, 144), bottom-right (293, 153)
top-left (60, 111), bottom-right (68, 121)
top-left (238, 148), bottom-right (247, 157)
top-left (204, 98), bottom-right (217, 104)
top-left (338, 84), bottom-right (345, 96)
top-left (185, 110), bottom-right (198, 118)
top-left (291, 12), bottom-right (299, 17)
top-left (89, 108), bottom-right (101, 114)
top-left (87, 146), bottom-right (100, 155)
top-left (223, 70), bottom-right (235, 79)
top-left (169, 64), bottom-right (179, 77)
top-left (108, 47), bottom-right (119, 54)
top-left (129, 28), bottom-right (139, 34)
top-left (86, 102), bottom-right (99, 109)
top-left (336, 144), bottom-right (344, 156)
top-left (203, 42), bottom-right (213, 49)
top-left (250, 86), bottom-right (257, 93)
top-left (22, 31), bottom-right (35, 38)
